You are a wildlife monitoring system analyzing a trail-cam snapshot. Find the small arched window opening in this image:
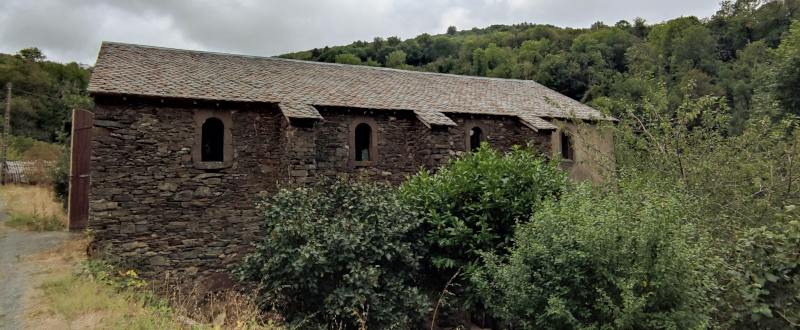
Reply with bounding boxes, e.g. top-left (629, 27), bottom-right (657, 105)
top-left (470, 127), bottom-right (483, 152)
top-left (201, 117), bottom-right (225, 162)
top-left (561, 131), bottom-right (574, 161)
top-left (355, 123), bottom-right (372, 161)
